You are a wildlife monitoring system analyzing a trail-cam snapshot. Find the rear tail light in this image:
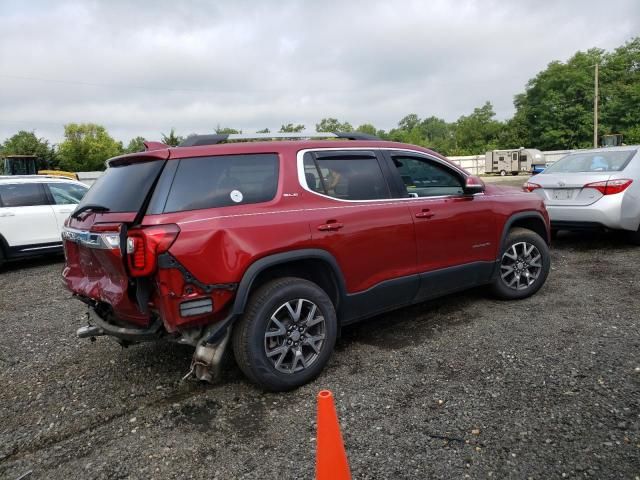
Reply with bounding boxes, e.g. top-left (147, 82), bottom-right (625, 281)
top-left (126, 224), bottom-right (180, 277)
top-left (523, 182), bottom-right (541, 192)
top-left (584, 179), bottom-right (633, 195)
